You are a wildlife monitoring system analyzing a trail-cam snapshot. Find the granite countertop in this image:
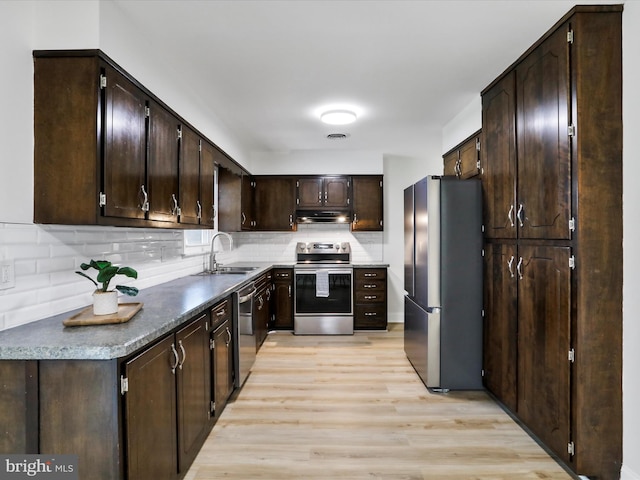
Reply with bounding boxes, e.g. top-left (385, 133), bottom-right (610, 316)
top-left (0, 262), bottom-right (388, 361)
top-left (0, 264), bottom-right (273, 361)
